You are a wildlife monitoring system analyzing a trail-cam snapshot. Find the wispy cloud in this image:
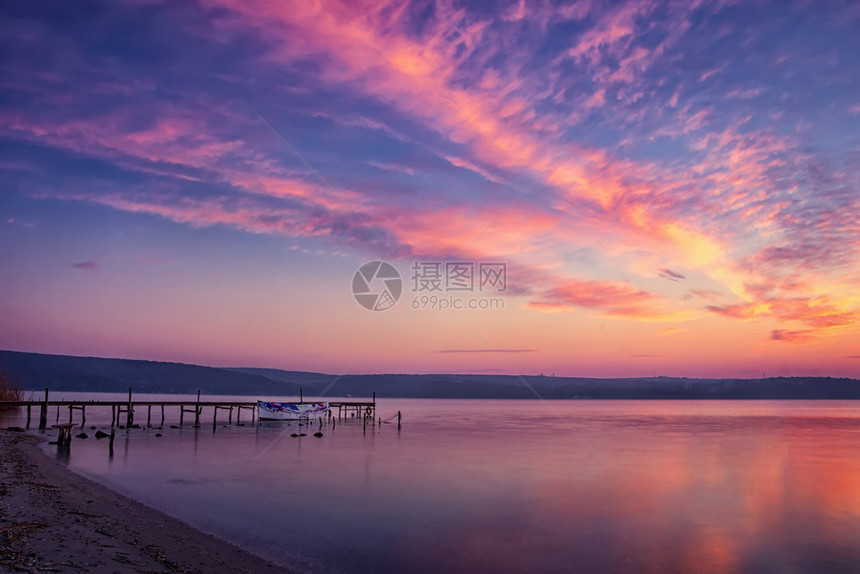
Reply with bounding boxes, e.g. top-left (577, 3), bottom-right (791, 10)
top-left (658, 268), bottom-right (686, 282)
top-left (771, 329), bottom-right (815, 343)
top-left (71, 261), bottom-right (99, 272)
top-left (436, 349), bottom-right (537, 354)
top-left (1, 0), bottom-right (858, 353)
